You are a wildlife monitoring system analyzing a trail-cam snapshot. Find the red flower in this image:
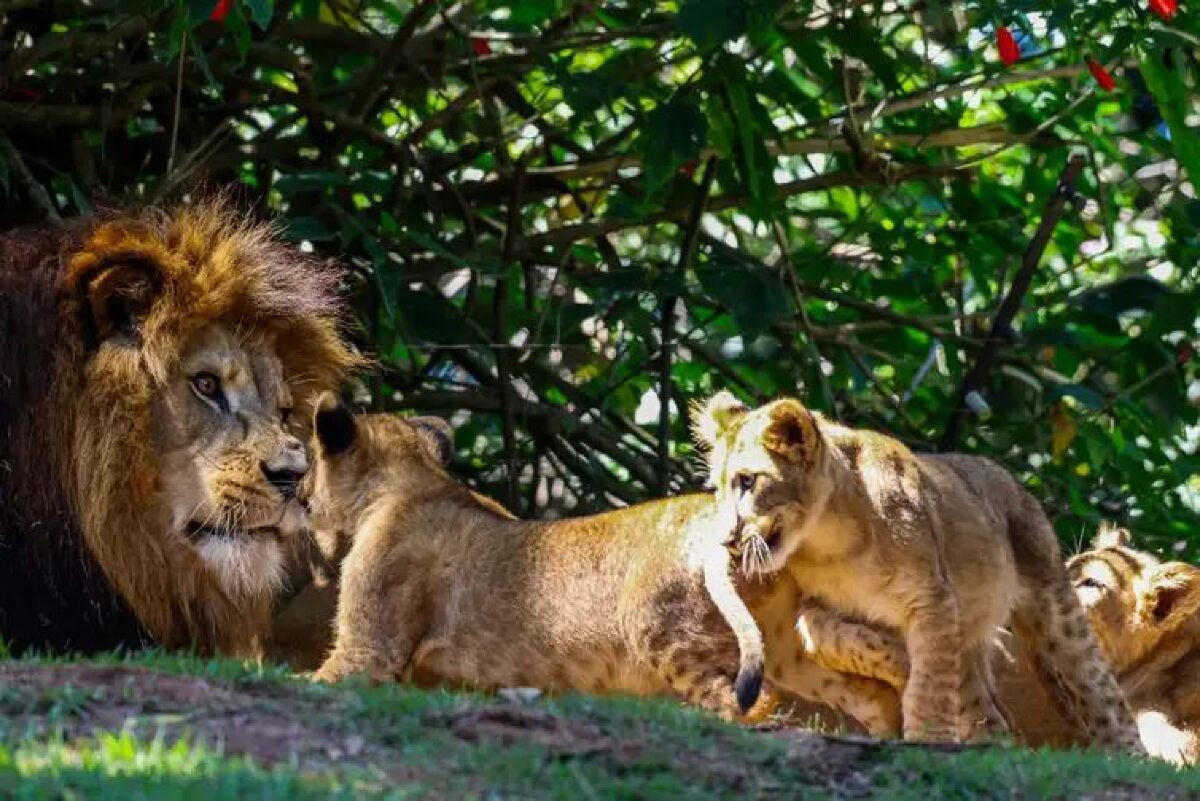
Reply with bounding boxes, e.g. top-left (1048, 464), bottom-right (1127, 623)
top-left (678, 161), bottom-right (697, 178)
top-left (997, 26), bottom-right (1020, 66)
top-left (210, 0), bottom-right (232, 22)
top-left (1177, 341), bottom-right (1194, 366)
top-left (470, 37), bottom-right (491, 56)
top-left (1087, 58), bottom-right (1116, 91)
top-left (1148, 0), bottom-right (1178, 20)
